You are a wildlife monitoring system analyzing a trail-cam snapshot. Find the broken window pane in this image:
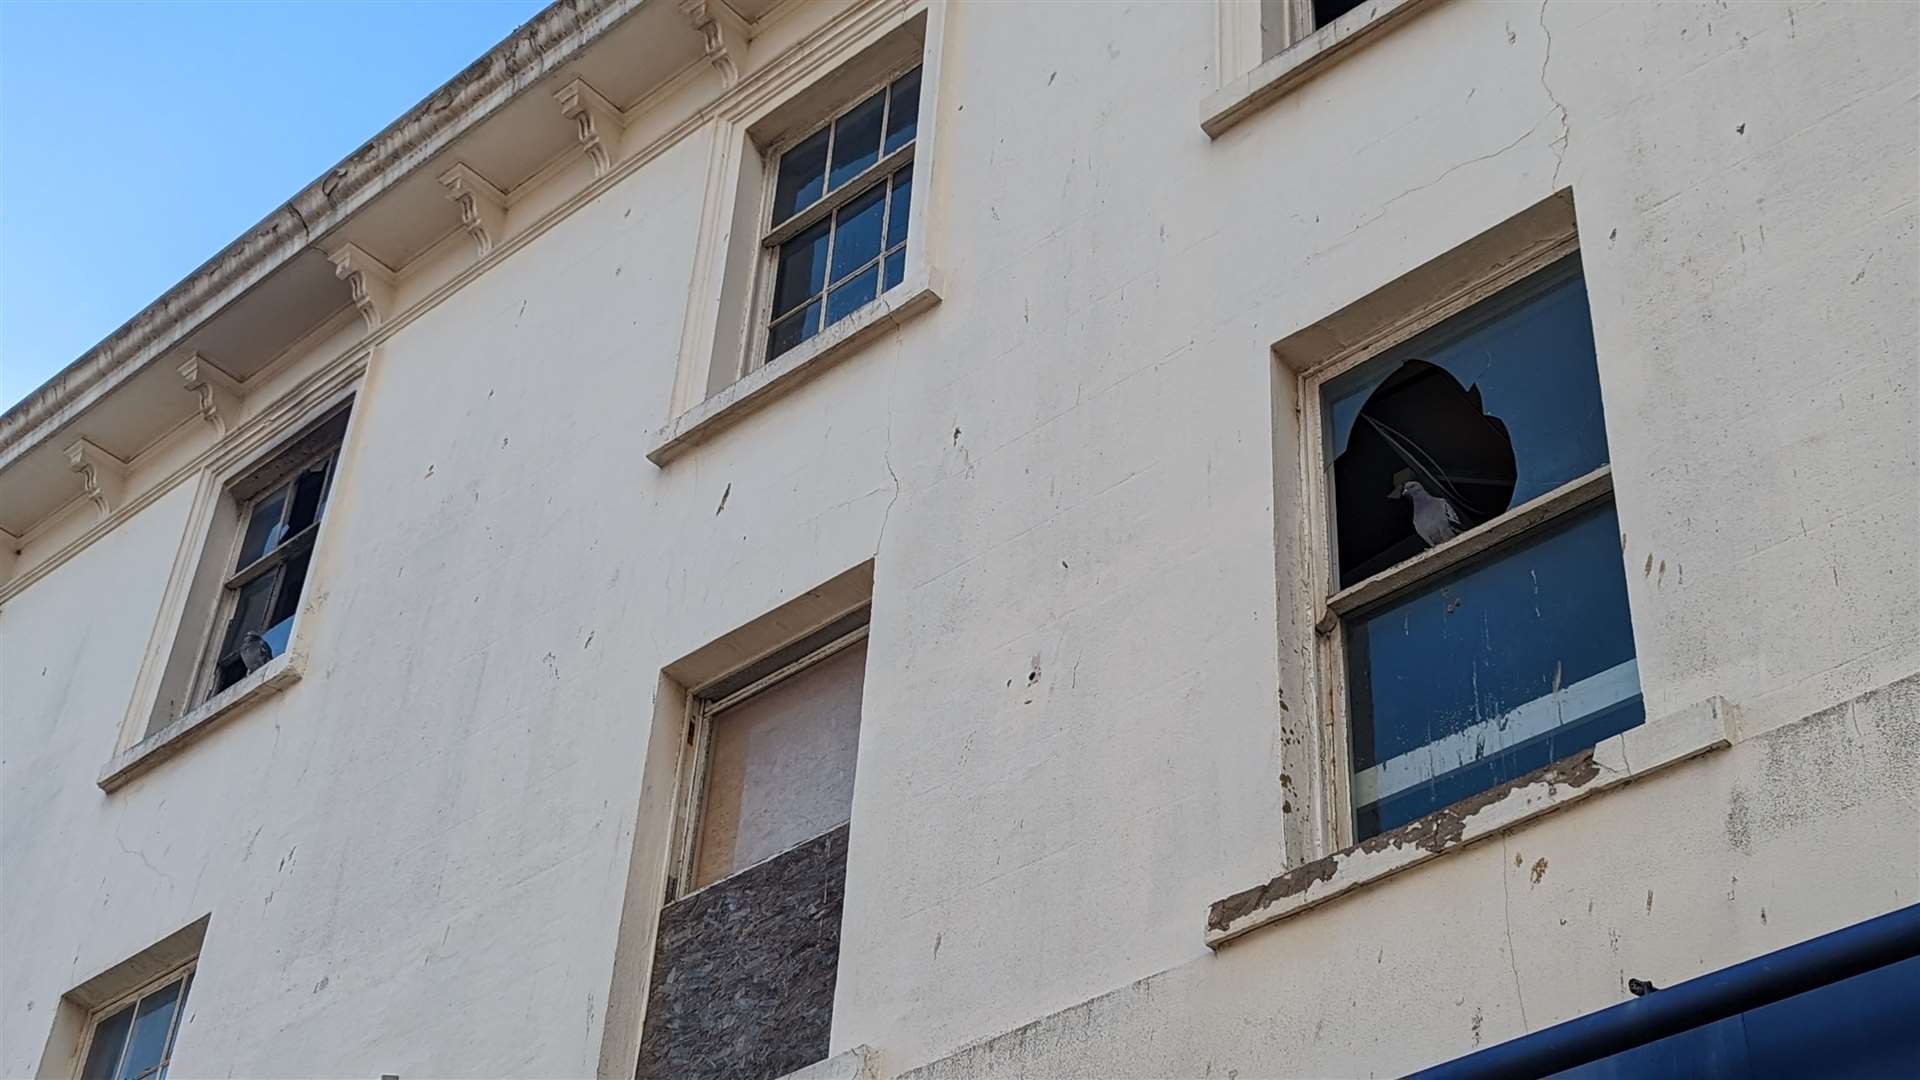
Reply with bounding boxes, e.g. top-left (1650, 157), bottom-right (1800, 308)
top-left (1325, 255), bottom-right (1609, 587)
top-left (284, 461), bottom-right (329, 536)
top-left (234, 488), bottom-right (286, 570)
top-left (1346, 501), bottom-right (1641, 839)
top-left (1314, 0), bottom-right (1369, 29)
